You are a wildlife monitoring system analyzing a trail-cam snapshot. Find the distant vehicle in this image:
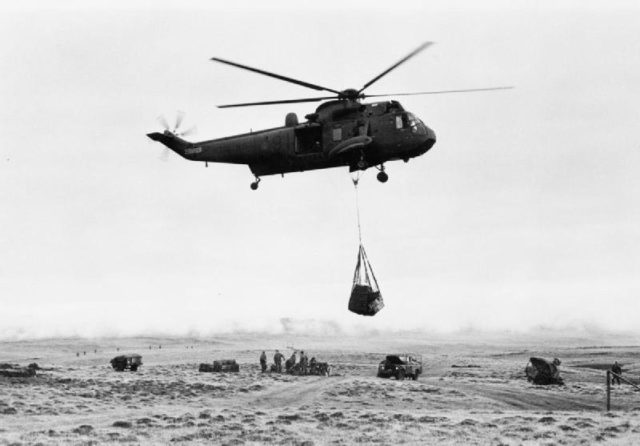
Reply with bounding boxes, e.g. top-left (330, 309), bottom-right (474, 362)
top-left (110, 354), bottom-right (142, 372)
top-left (199, 359), bottom-right (239, 373)
top-left (377, 354), bottom-right (422, 380)
top-left (0, 363), bottom-right (38, 378)
top-left (525, 357), bottom-right (563, 385)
